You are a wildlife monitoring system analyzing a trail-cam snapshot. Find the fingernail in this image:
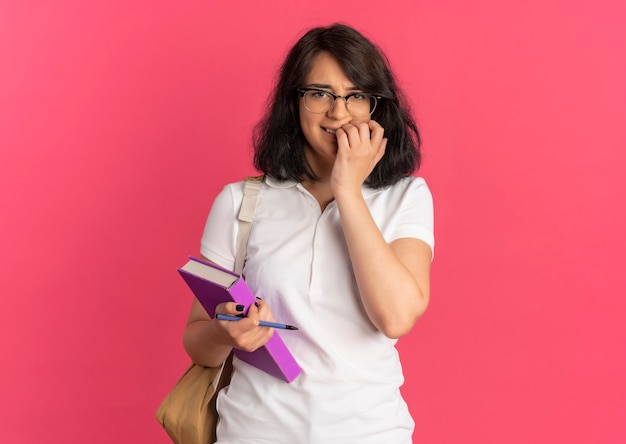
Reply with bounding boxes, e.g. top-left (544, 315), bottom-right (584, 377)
top-left (235, 304), bottom-right (245, 312)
